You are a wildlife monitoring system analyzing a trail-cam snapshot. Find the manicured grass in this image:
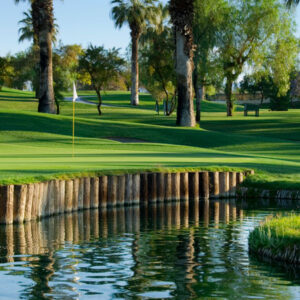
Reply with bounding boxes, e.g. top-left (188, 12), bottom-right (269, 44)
top-left (0, 87), bottom-right (300, 189)
top-left (249, 215), bottom-right (300, 264)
